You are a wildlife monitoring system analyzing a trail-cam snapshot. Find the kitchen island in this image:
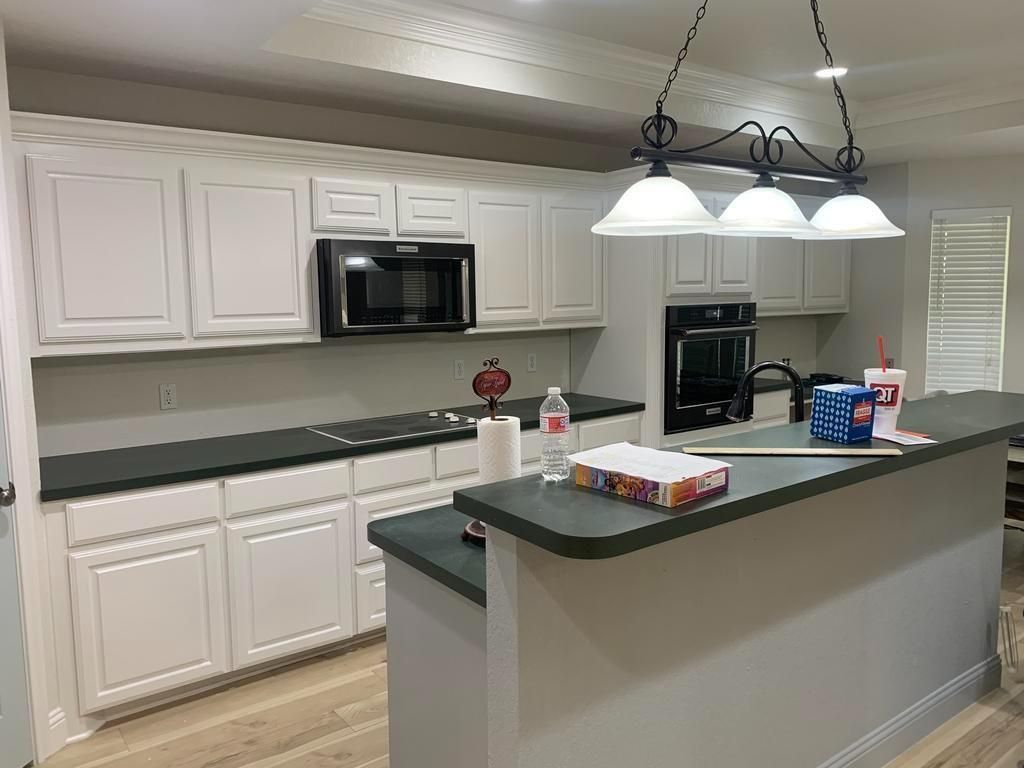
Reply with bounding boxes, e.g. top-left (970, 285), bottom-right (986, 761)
top-left (369, 391), bottom-right (1024, 768)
